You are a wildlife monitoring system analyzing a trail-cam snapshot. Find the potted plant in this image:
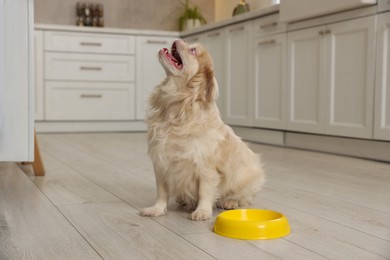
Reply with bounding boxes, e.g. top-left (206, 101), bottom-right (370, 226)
top-left (178, 0), bottom-right (207, 31)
